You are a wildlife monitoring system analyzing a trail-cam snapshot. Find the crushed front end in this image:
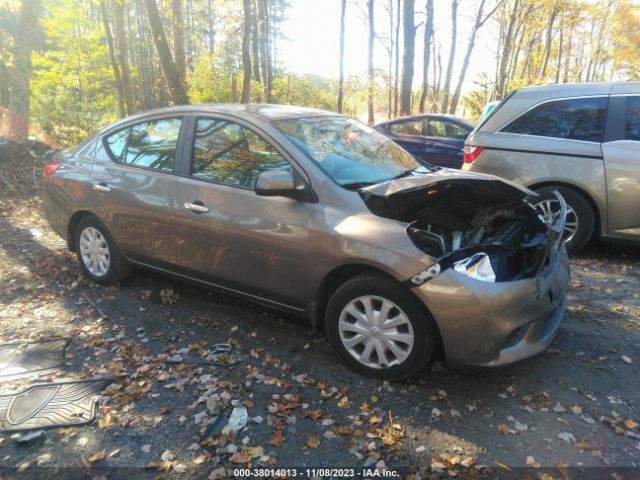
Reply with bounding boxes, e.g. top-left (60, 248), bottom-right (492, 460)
top-left (361, 174), bottom-right (571, 366)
